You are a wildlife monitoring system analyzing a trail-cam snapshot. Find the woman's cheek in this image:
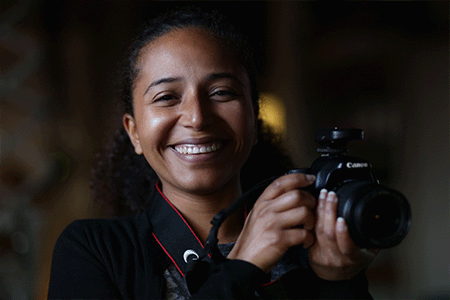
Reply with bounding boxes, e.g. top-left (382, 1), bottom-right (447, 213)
top-left (138, 111), bottom-right (172, 152)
